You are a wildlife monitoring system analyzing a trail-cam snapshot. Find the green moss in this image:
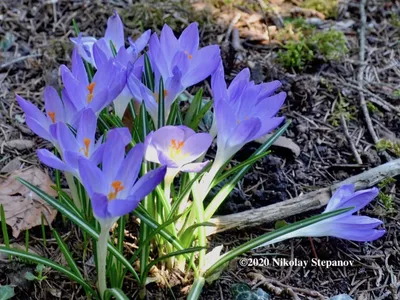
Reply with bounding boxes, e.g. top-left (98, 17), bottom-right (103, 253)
top-left (276, 19), bottom-right (348, 70)
top-left (367, 101), bottom-right (382, 115)
top-left (391, 12), bottom-right (400, 28)
top-left (328, 94), bottom-right (357, 127)
top-left (377, 178), bottom-right (396, 212)
top-left (301, 0), bottom-right (338, 19)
